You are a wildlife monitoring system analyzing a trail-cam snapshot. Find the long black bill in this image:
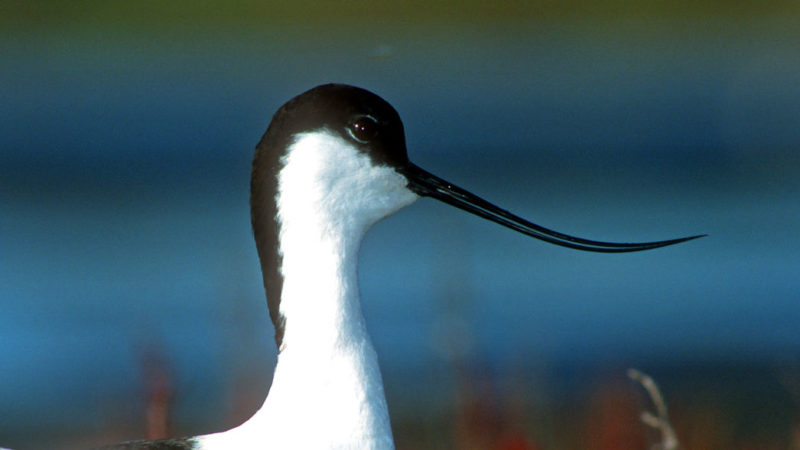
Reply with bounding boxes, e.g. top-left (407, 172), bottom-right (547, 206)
top-left (399, 164), bottom-right (705, 253)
